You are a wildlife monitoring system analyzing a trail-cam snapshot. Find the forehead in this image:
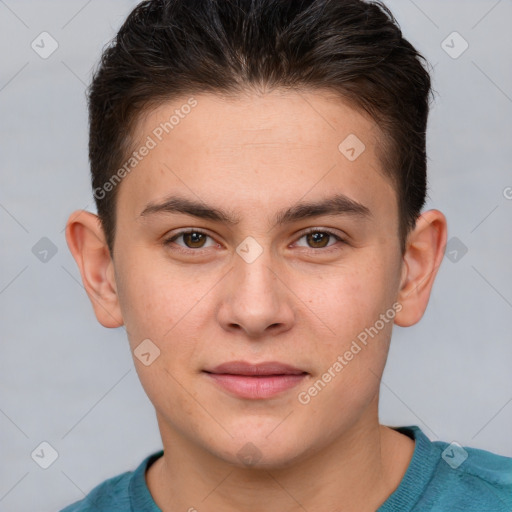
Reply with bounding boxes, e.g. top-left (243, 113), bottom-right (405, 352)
top-left (119, 89), bottom-right (395, 225)
top-left (134, 88), bottom-right (379, 158)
